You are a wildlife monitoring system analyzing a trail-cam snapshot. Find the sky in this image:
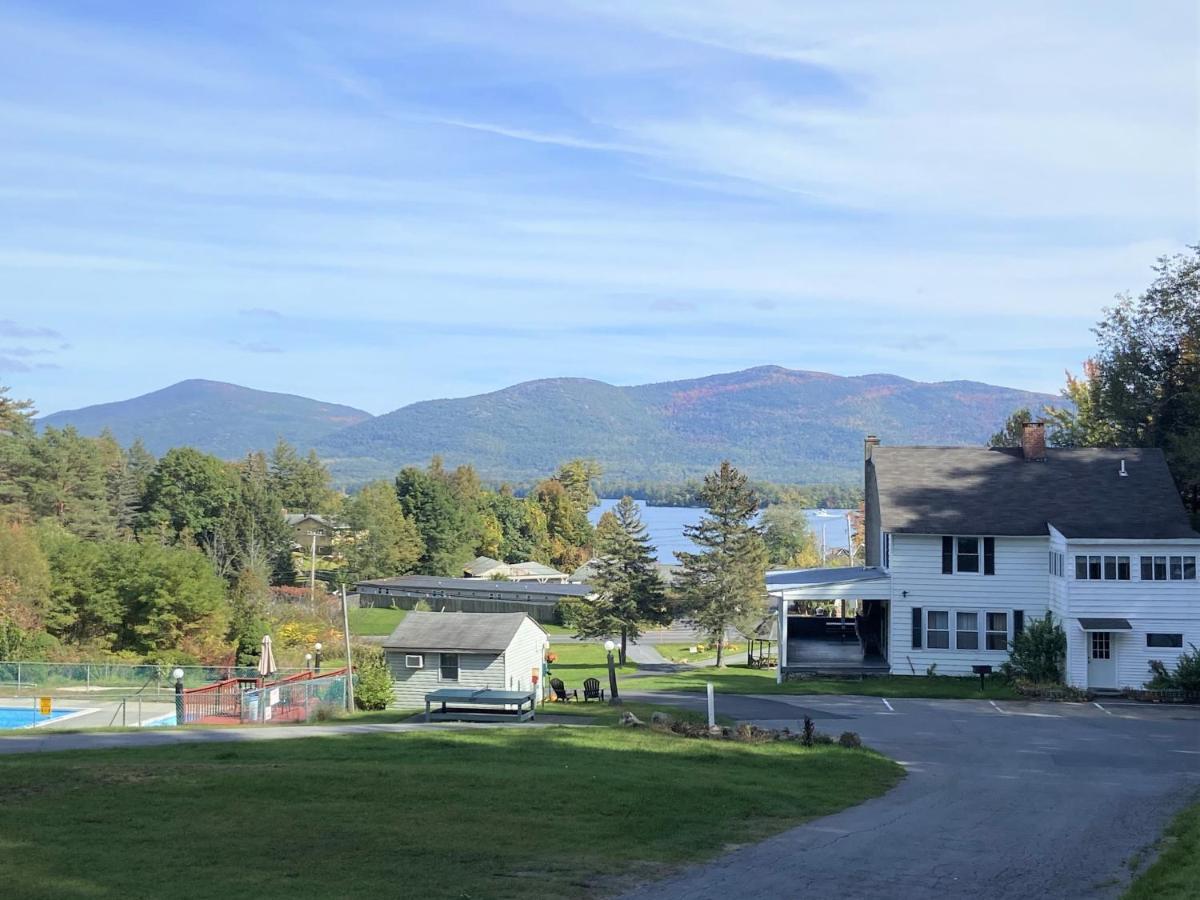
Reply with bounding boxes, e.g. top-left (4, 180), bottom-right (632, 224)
top-left (1, 1), bottom-right (1196, 417)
